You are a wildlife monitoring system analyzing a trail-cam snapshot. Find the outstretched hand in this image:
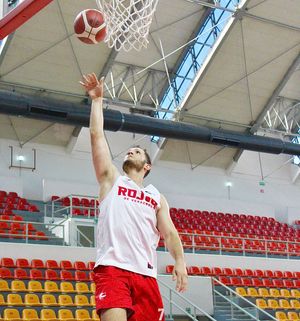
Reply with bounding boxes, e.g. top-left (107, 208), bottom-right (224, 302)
top-left (80, 73), bottom-right (104, 100)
